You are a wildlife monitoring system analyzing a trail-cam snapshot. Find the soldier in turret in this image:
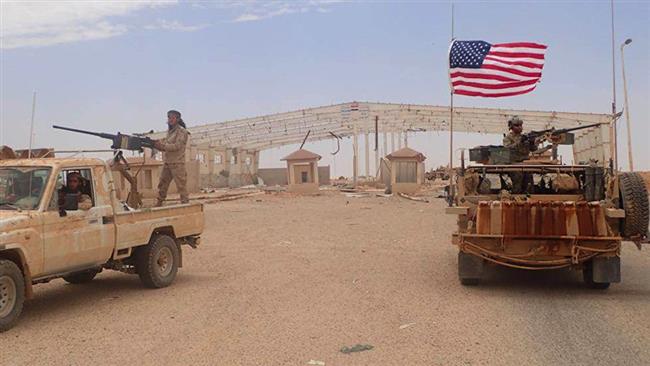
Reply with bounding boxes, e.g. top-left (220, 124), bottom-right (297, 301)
top-left (503, 116), bottom-right (537, 193)
top-left (503, 116), bottom-right (537, 163)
